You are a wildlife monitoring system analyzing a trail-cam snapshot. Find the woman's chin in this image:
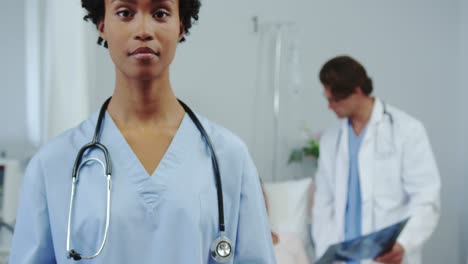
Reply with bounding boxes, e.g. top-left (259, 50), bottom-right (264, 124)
top-left (126, 70), bottom-right (163, 82)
